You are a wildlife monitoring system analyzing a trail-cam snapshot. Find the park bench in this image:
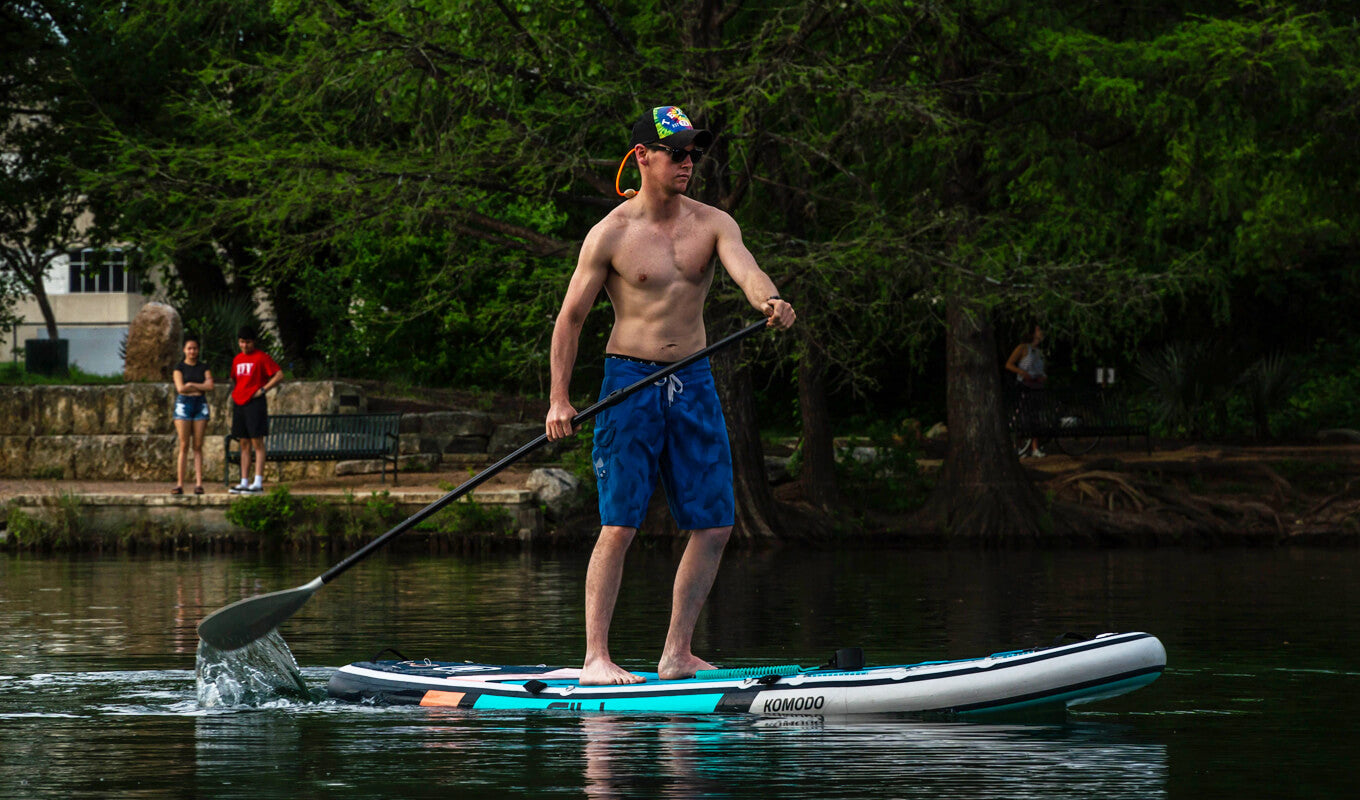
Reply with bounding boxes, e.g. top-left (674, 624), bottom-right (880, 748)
top-left (224, 412), bottom-right (403, 485)
top-left (1009, 388), bottom-right (1151, 455)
